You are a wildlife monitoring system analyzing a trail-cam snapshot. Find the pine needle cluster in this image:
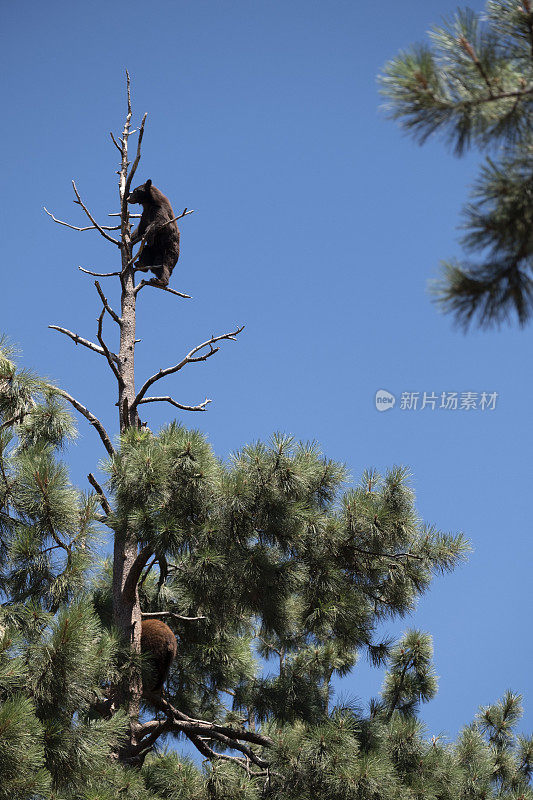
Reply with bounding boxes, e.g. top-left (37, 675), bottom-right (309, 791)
top-left (380, 1), bottom-right (533, 328)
